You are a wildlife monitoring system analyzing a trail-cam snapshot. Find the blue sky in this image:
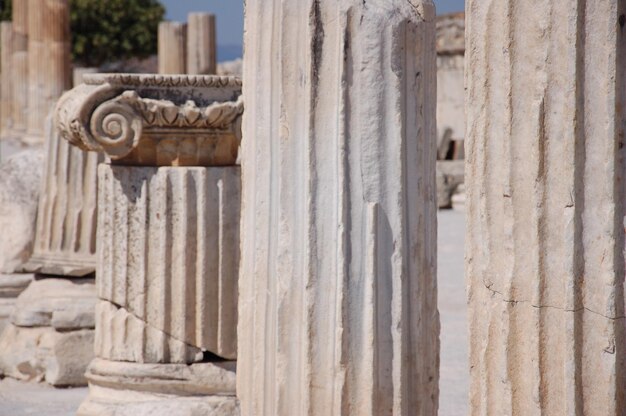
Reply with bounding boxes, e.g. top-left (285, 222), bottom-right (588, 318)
top-left (161, 0), bottom-right (464, 60)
